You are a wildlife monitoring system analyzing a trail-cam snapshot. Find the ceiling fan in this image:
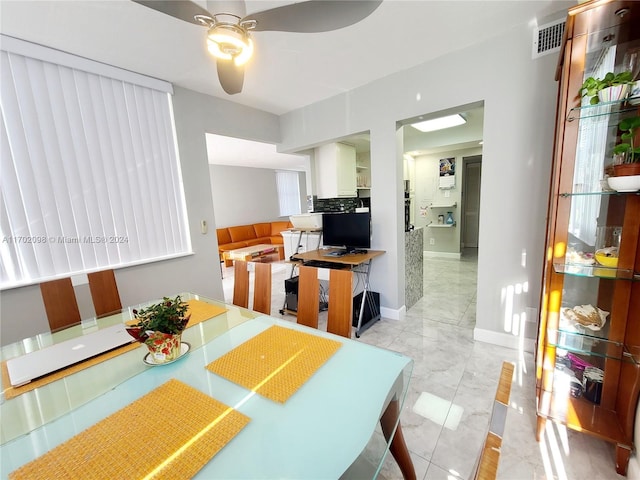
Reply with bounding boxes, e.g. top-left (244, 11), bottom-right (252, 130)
top-left (133, 0), bottom-right (382, 95)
